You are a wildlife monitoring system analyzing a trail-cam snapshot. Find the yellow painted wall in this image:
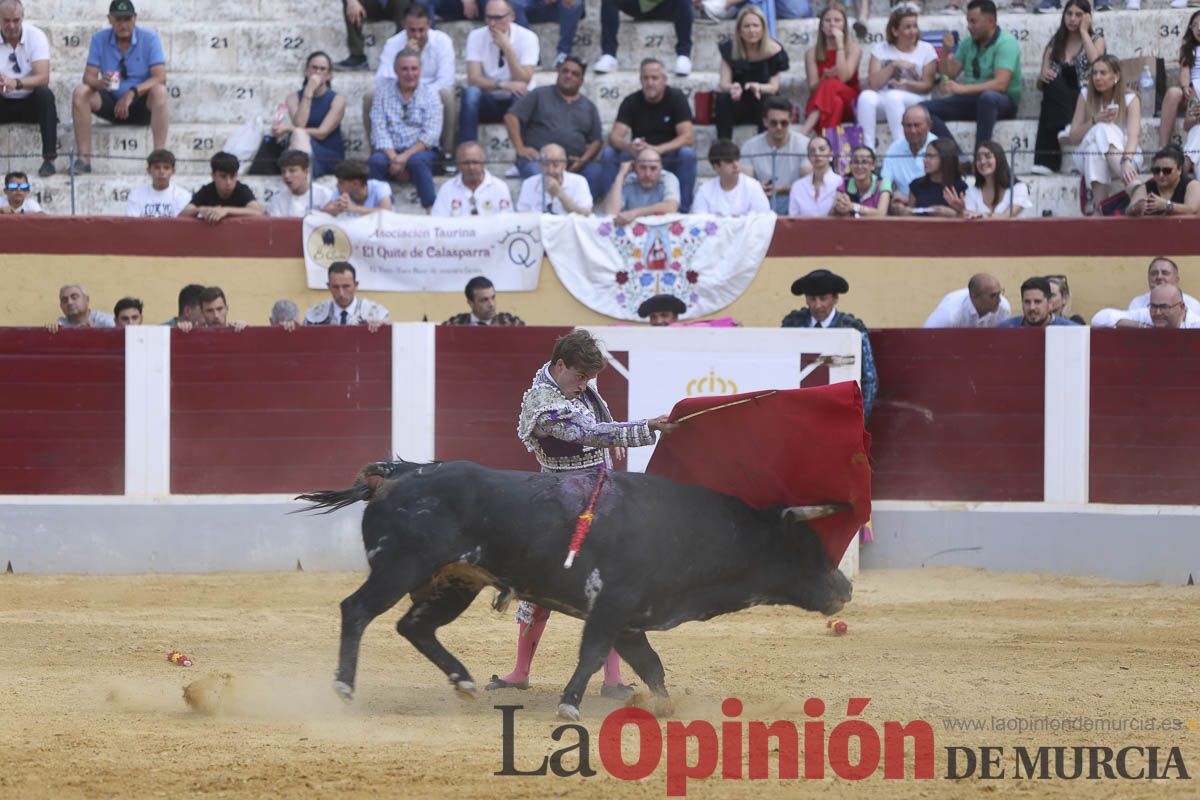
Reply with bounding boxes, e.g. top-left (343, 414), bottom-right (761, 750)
top-left (6, 253), bottom-right (1189, 328)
